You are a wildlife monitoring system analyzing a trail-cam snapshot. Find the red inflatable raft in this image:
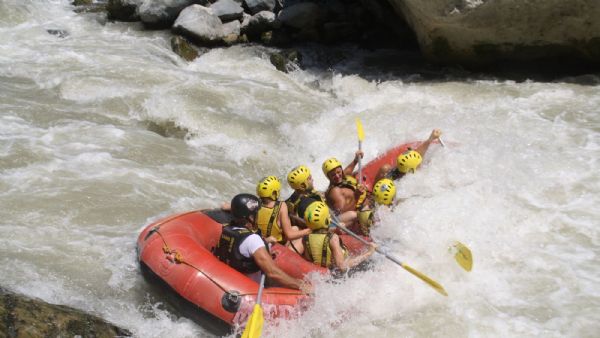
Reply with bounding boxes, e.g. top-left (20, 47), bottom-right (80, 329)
top-left (136, 141), bottom-right (420, 329)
